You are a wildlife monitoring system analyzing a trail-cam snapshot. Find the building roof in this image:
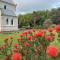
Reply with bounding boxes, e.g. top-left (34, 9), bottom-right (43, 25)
top-left (0, 0), bottom-right (16, 6)
top-left (1, 8), bottom-right (17, 17)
